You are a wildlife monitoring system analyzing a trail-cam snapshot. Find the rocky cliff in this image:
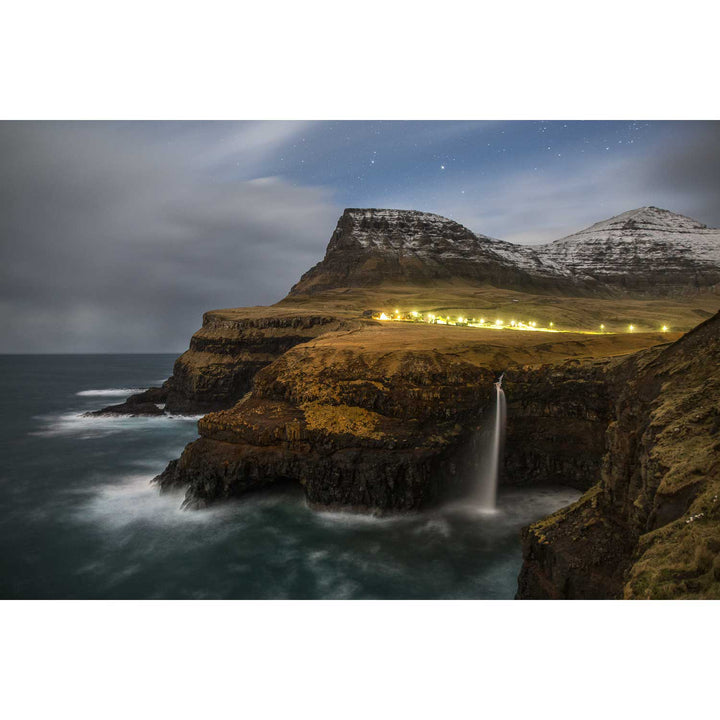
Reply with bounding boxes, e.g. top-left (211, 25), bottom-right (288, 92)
top-left (154, 323), bottom-right (673, 513)
top-left (93, 308), bottom-right (361, 415)
top-left (156, 330), bottom-right (494, 512)
top-left (162, 308), bottom-right (360, 413)
top-left (517, 310), bottom-right (720, 599)
top-left (503, 358), bottom-right (618, 491)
